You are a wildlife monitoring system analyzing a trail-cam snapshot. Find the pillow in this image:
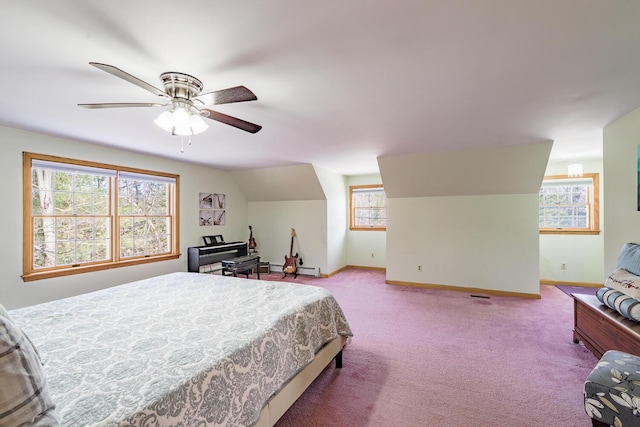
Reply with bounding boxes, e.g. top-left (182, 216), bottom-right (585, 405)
top-left (596, 287), bottom-right (640, 322)
top-left (616, 242), bottom-right (640, 276)
top-left (0, 316), bottom-right (60, 426)
top-left (605, 268), bottom-right (640, 300)
top-left (0, 303), bottom-right (42, 364)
